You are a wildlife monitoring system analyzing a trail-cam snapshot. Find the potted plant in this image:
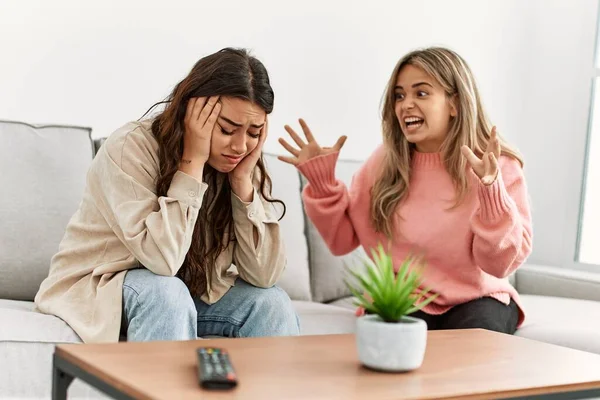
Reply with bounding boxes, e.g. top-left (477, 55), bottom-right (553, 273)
top-left (345, 244), bottom-right (438, 372)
